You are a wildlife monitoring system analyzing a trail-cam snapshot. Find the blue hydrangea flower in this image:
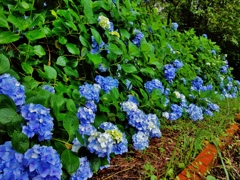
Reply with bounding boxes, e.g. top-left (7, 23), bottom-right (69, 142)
top-left (163, 64), bottom-right (176, 81)
top-left (98, 63), bottom-right (108, 72)
top-left (163, 88), bottom-right (170, 96)
top-left (171, 22), bottom-right (178, 30)
top-left (207, 103), bottom-right (219, 112)
top-left (132, 131), bottom-right (149, 150)
top-left (144, 79), bottom-right (164, 94)
top-left (23, 145), bottom-right (62, 179)
top-left (72, 138), bottom-right (83, 153)
top-left (220, 65), bottom-right (228, 73)
top-left (211, 50), bottom-right (216, 55)
top-left (125, 79), bottom-right (132, 90)
top-left (173, 59), bottom-right (183, 69)
top-left (146, 114), bottom-right (161, 138)
top-left (41, 85), bottom-right (55, 93)
top-left (70, 157), bottom-right (93, 180)
top-left (91, 36), bottom-right (105, 54)
top-left (162, 112), bottom-right (169, 119)
top-left (21, 103), bottom-right (54, 141)
top-left (187, 104), bottom-right (203, 121)
top-left (95, 75), bottom-right (119, 93)
top-left (127, 95), bottom-right (139, 105)
top-left (204, 109), bottom-right (213, 116)
top-left (180, 78), bottom-right (187, 85)
top-left (191, 76), bottom-right (203, 90)
top-left (169, 104), bottom-right (183, 120)
top-left (76, 107), bottom-right (95, 124)
top-left (79, 123), bottom-right (97, 136)
top-left (0, 73), bottom-right (25, 108)
top-left (109, 22), bottom-right (114, 32)
top-left (0, 141), bottom-right (28, 180)
top-left (87, 132), bottom-right (114, 157)
top-left (121, 101), bottom-right (138, 114)
top-left (85, 101), bottom-right (97, 113)
top-left (112, 133), bottom-right (128, 155)
top-left (99, 122), bottom-right (117, 131)
top-left (79, 83), bottom-right (101, 102)
top-left (128, 109), bottom-right (148, 131)
top-left (202, 34), bottom-right (208, 38)
top-left (131, 29), bottom-right (144, 47)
